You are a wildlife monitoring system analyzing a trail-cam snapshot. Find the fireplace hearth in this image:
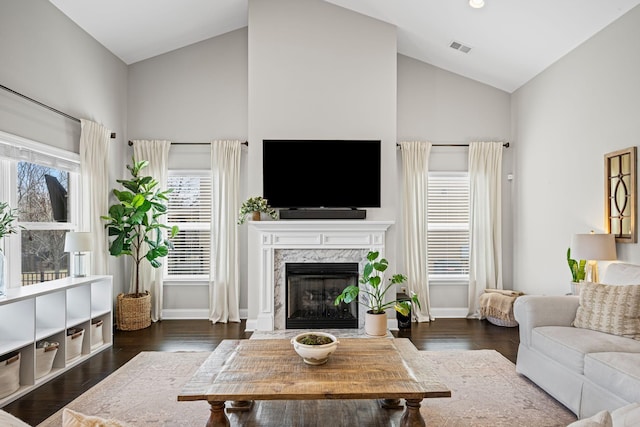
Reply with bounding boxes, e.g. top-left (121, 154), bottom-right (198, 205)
top-left (286, 262), bottom-right (358, 329)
